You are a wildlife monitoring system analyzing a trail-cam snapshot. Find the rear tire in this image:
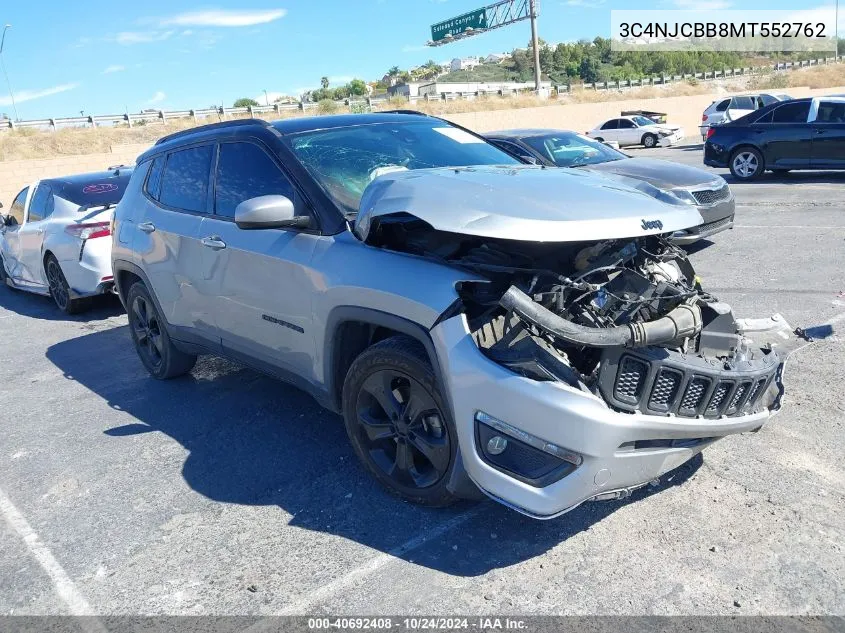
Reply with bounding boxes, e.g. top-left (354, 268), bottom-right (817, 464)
top-left (126, 281), bottom-right (196, 379)
top-left (342, 336), bottom-right (458, 507)
top-left (45, 254), bottom-right (88, 314)
top-left (729, 147), bottom-right (764, 181)
top-left (642, 133), bottom-right (658, 148)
